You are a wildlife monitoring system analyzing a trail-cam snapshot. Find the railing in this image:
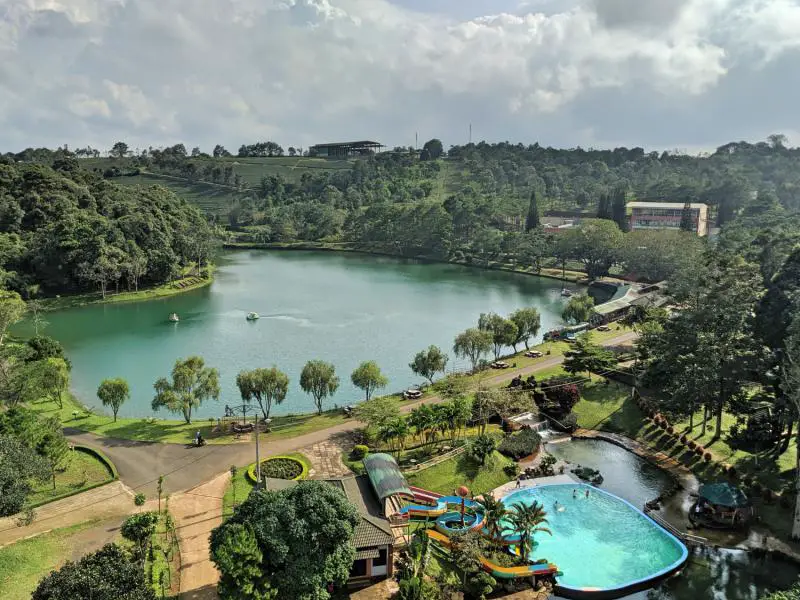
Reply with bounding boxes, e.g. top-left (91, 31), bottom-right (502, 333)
top-left (643, 506), bottom-right (708, 547)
